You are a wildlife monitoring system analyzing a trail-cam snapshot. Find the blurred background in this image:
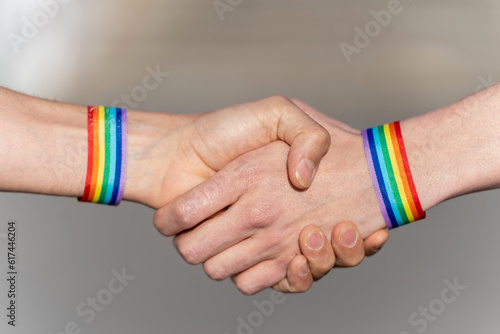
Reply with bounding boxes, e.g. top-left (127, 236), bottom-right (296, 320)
top-left (0, 0), bottom-right (499, 333)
